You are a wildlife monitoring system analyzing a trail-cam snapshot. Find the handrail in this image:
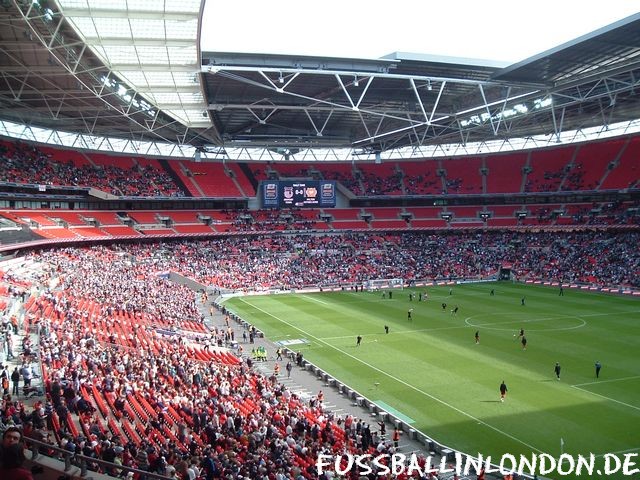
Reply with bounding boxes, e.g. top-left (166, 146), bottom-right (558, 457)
top-left (26, 436), bottom-right (171, 480)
